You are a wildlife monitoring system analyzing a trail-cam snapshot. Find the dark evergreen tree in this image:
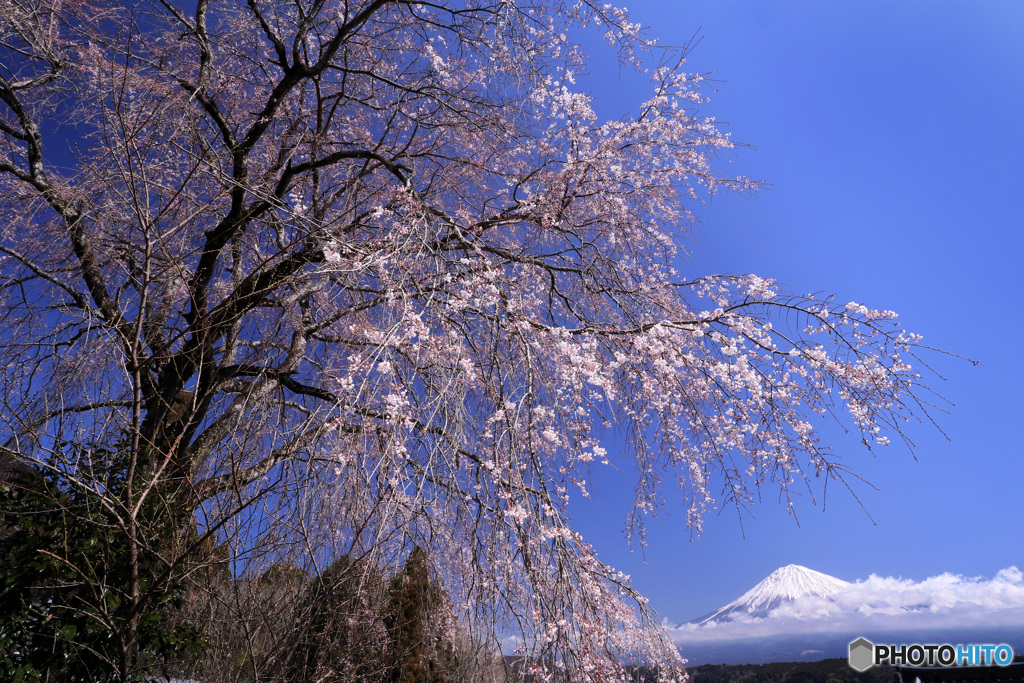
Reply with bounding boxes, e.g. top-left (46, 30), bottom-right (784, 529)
top-left (286, 554), bottom-right (390, 682)
top-left (0, 440), bottom-right (205, 682)
top-left (386, 547), bottom-right (459, 683)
